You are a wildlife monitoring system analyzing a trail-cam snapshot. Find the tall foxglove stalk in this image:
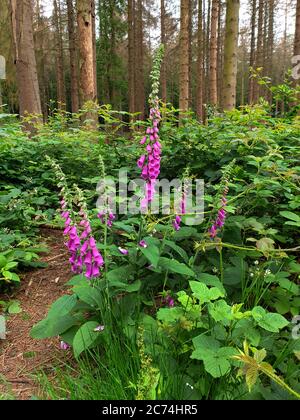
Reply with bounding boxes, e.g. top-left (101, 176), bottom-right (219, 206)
top-left (137, 46), bottom-right (164, 209)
